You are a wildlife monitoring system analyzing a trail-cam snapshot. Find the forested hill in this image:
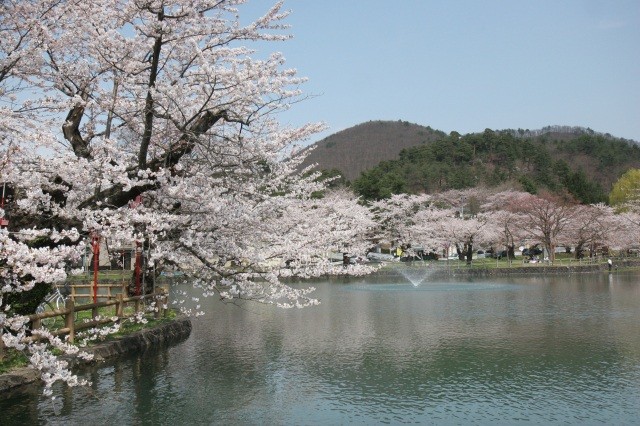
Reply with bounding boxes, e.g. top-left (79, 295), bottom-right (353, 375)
top-left (300, 120), bottom-right (446, 181)
top-left (351, 126), bottom-right (640, 203)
